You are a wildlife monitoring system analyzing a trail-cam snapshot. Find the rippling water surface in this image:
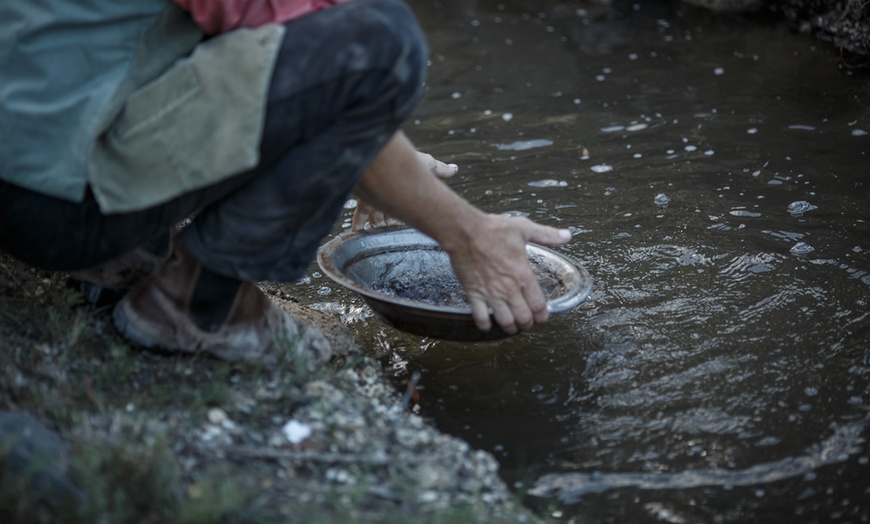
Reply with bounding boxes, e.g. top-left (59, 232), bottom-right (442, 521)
top-left (296, 1), bottom-right (870, 521)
